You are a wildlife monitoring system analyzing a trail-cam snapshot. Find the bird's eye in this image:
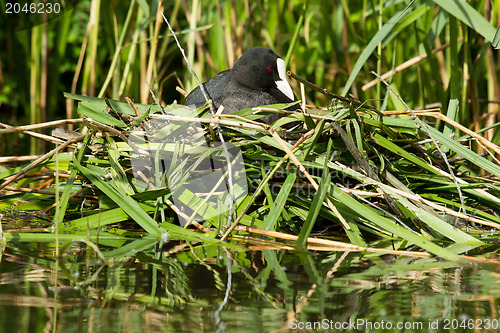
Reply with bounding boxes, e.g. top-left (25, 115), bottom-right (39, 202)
top-left (267, 67), bottom-right (273, 72)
